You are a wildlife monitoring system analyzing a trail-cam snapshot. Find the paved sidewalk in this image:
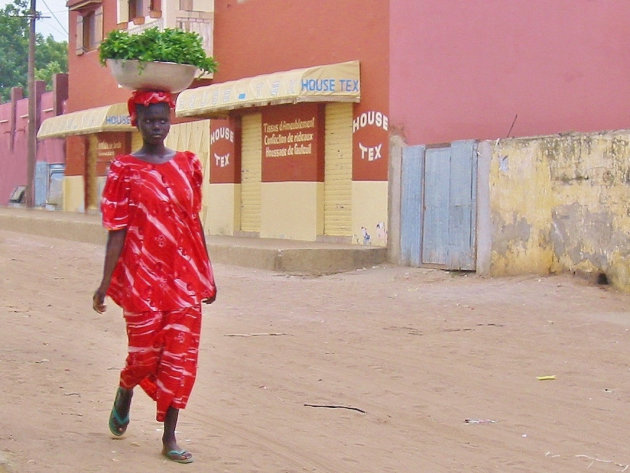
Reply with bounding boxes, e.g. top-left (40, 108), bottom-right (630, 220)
top-left (0, 206), bottom-right (386, 274)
